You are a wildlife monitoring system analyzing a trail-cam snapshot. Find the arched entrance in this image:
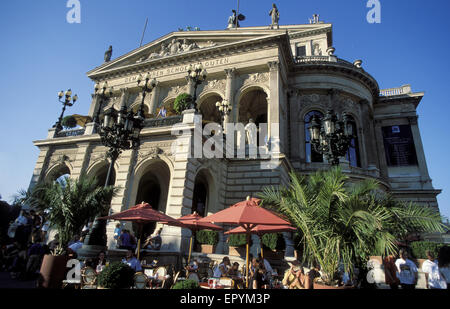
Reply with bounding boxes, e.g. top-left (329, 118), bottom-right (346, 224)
top-left (87, 161), bottom-right (116, 187)
top-left (46, 164), bottom-right (71, 185)
top-left (238, 88), bottom-right (268, 125)
top-left (198, 93), bottom-right (222, 125)
top-left (133, 159), bottom-right (171, 239)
